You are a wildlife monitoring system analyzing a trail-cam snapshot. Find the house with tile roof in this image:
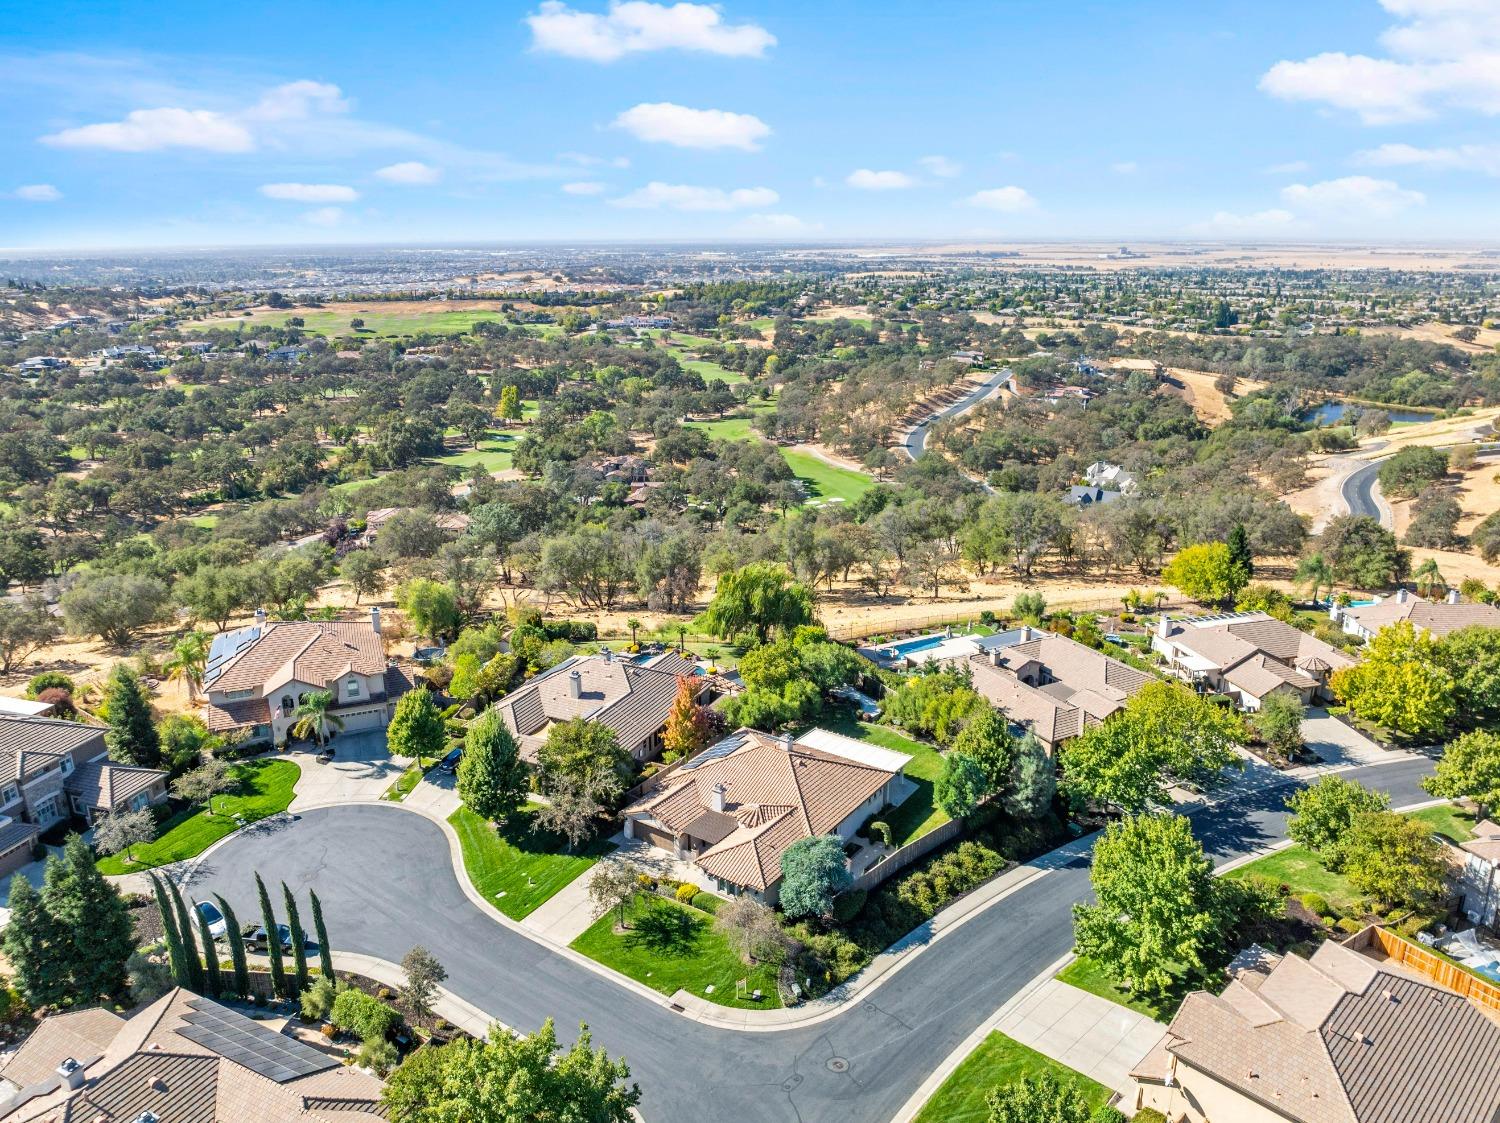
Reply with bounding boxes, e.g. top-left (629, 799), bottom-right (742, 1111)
top-left (1456, 819), bottom-right (1500, 930)
top-left (493, 650), bottom-right (703, 765)
top-left (951, 627), bottom-right (1152, 754)
top-left (621, 727), bottom-right (912, 903)
top-left (1331, 587), bottom-right (1500, 643)
top-left (199, 608), bottom-right (415, 747)
top-left (1128, 938), bottom-right (1500, 1123)
top-left (1152, 611), bottom-right (1356, 711)
top-left (0, 987), bottom-right (385, 1121)
top-left (0, 717), bottom-right (168, 876)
